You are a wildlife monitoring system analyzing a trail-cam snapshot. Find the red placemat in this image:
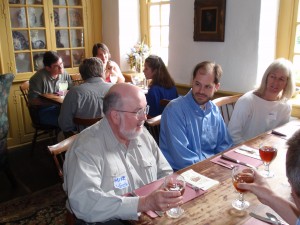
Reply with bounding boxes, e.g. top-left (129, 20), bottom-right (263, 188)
top-left (133, 178), bottom-right (206, 218)
top-left (211, 149), bottom-right (263, 169)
